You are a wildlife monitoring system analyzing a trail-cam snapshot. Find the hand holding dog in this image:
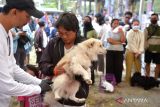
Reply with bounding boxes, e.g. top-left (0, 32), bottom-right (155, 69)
top-left (39, 79), bottom-right (53, 94)
top-left (54, 66), bottom-right (65, 76)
